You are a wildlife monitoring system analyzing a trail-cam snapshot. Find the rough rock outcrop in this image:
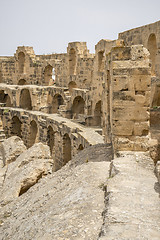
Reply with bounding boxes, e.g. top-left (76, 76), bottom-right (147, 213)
top-left (1, 136), bottom-right (27, 165)
top-left (0, 142), bottom-right (53, 206)
top-left (0, 161), bottom-right (110, 240)
top-left (0, 143), bottom-right (159, 239)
